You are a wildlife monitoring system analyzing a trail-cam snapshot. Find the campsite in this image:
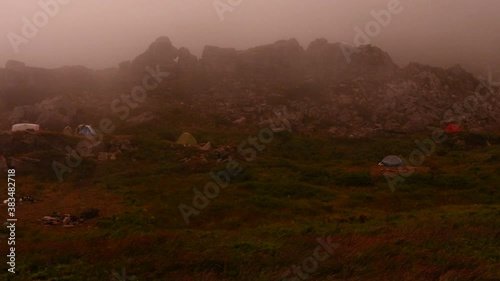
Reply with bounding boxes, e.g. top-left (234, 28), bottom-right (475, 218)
top-left (0, 122), bottom-right (499, 280)
top-left (1, 56), bottom-right (499, 281)
top-left (0, 66), bottom-right (499, 281)
top-left (0, 2), bottom-right (499, 279)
